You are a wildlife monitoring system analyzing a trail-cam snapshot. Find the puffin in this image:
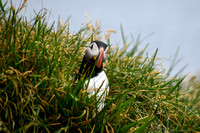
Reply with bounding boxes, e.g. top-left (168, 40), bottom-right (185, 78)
top-left (75, 40), bottom-right (109, 112)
